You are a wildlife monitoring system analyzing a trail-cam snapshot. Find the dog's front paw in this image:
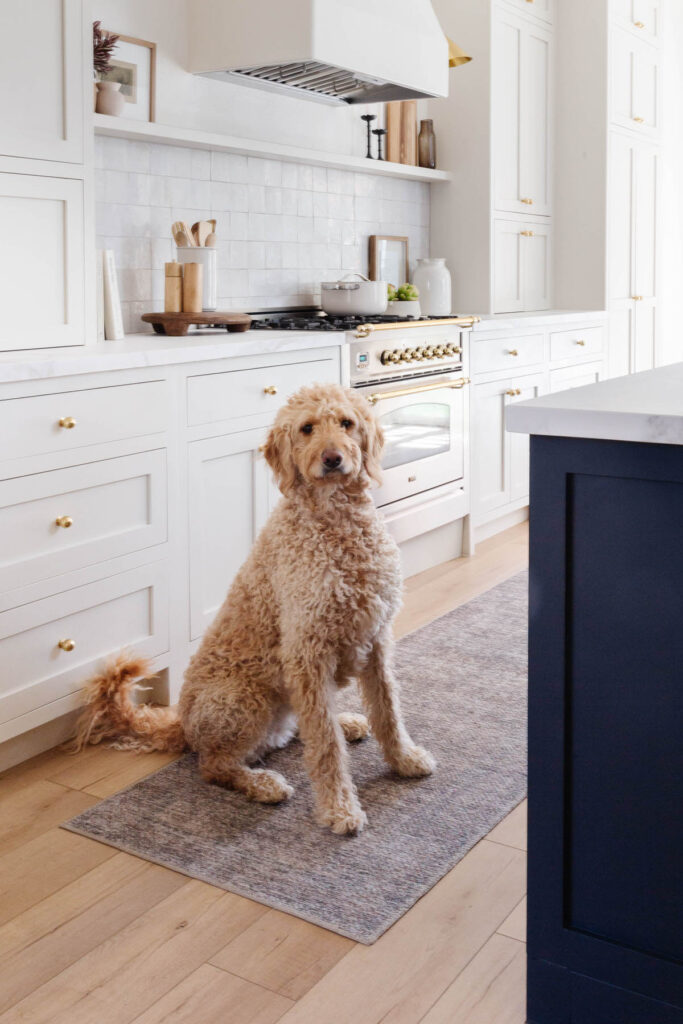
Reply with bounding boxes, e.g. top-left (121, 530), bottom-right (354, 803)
top-left (391, 744), bottom-right (436, 778)
top-left (317, 800), bottom-right (368, 836)
top-left (249, 769), bottom-right (294, 804)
